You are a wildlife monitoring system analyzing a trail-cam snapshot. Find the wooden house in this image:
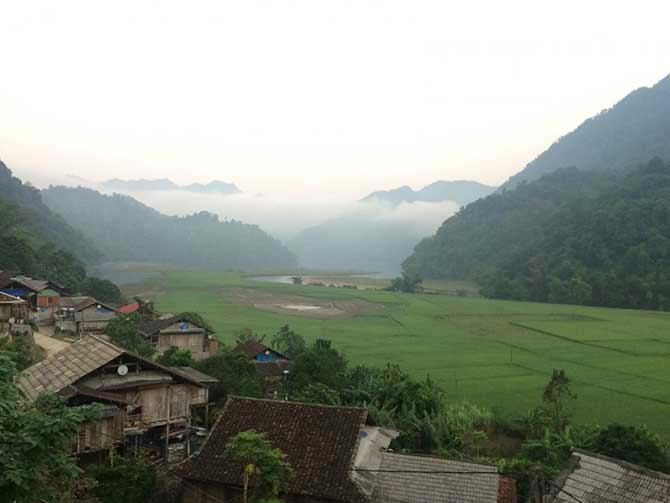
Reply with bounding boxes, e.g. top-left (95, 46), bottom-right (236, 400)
top-left (57, 297), bottom-right (118, 336)
top-left (138, 315), bottom-right (218, 360)
top-left (17, 335), bottom-right (216, 460)
top-left (0, 291), bottom-right (28, 332)
top-left (235, 340), bottom-right (290, 395)
top-left (1, 275), bottom-right (67, 308)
